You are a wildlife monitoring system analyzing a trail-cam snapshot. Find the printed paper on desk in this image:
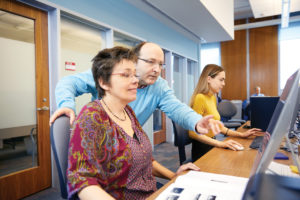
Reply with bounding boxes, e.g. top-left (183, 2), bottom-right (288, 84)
top-left (156, 171), bottom-right (249, 200)
top-left (266, 161), bottom-right (300, 177)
